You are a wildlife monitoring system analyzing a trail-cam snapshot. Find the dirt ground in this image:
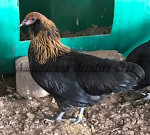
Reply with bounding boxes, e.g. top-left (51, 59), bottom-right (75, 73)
top-left (20, 26), bottom-right (111, 41)
top-left (1, 50), bottom-right (150, 135)
top-left (59, 26), bottom-right (111, 38)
